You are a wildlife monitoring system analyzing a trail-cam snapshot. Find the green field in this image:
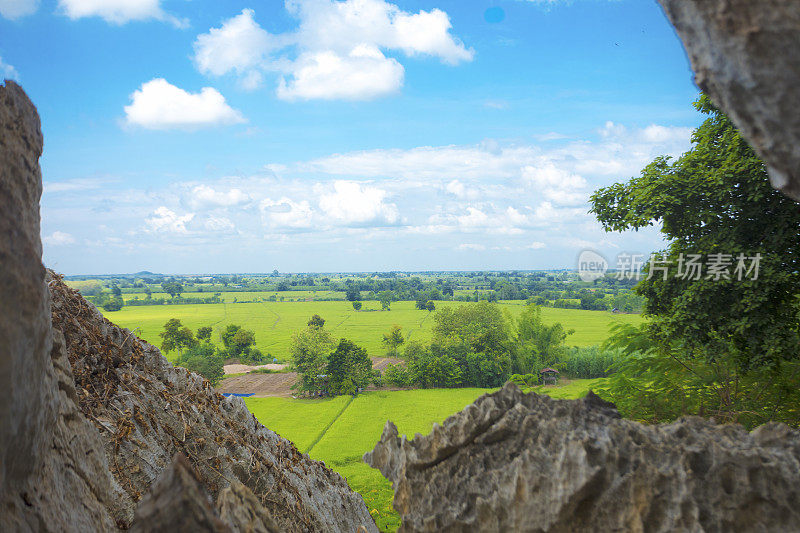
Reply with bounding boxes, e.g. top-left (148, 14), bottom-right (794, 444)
top-left (122, 290), bottom-right (346, 302)
top-left (102, 299), bottom-right (643, 362)
top-left (246, 380), bottom-right (603, 531)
